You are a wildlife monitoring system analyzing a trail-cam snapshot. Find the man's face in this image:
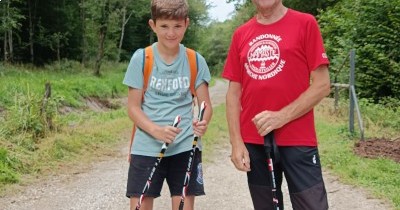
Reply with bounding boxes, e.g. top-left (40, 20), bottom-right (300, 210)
top-left (252, 0), bottom-right (282, 10)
